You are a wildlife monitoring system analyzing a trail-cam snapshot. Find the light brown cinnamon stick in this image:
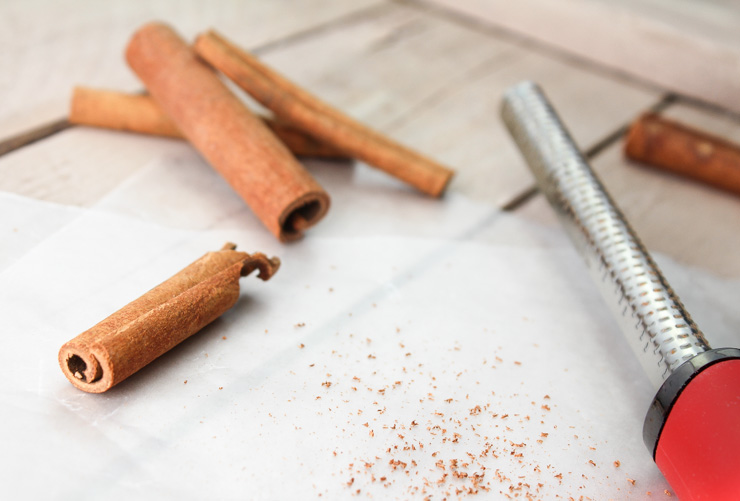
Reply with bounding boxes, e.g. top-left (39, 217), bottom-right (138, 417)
top-left (70, 87), bottom-right (181, 138)
top-left (69, 87), bottom-right (350, 159)
top-left (625, 113), bottom-right (740, 196)
top-left (126, 23), bottom-right (330, 242)
top-left (59, 243), bottom-right (280, 393)
top-left (194, 30), bottom-right (455, 197)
